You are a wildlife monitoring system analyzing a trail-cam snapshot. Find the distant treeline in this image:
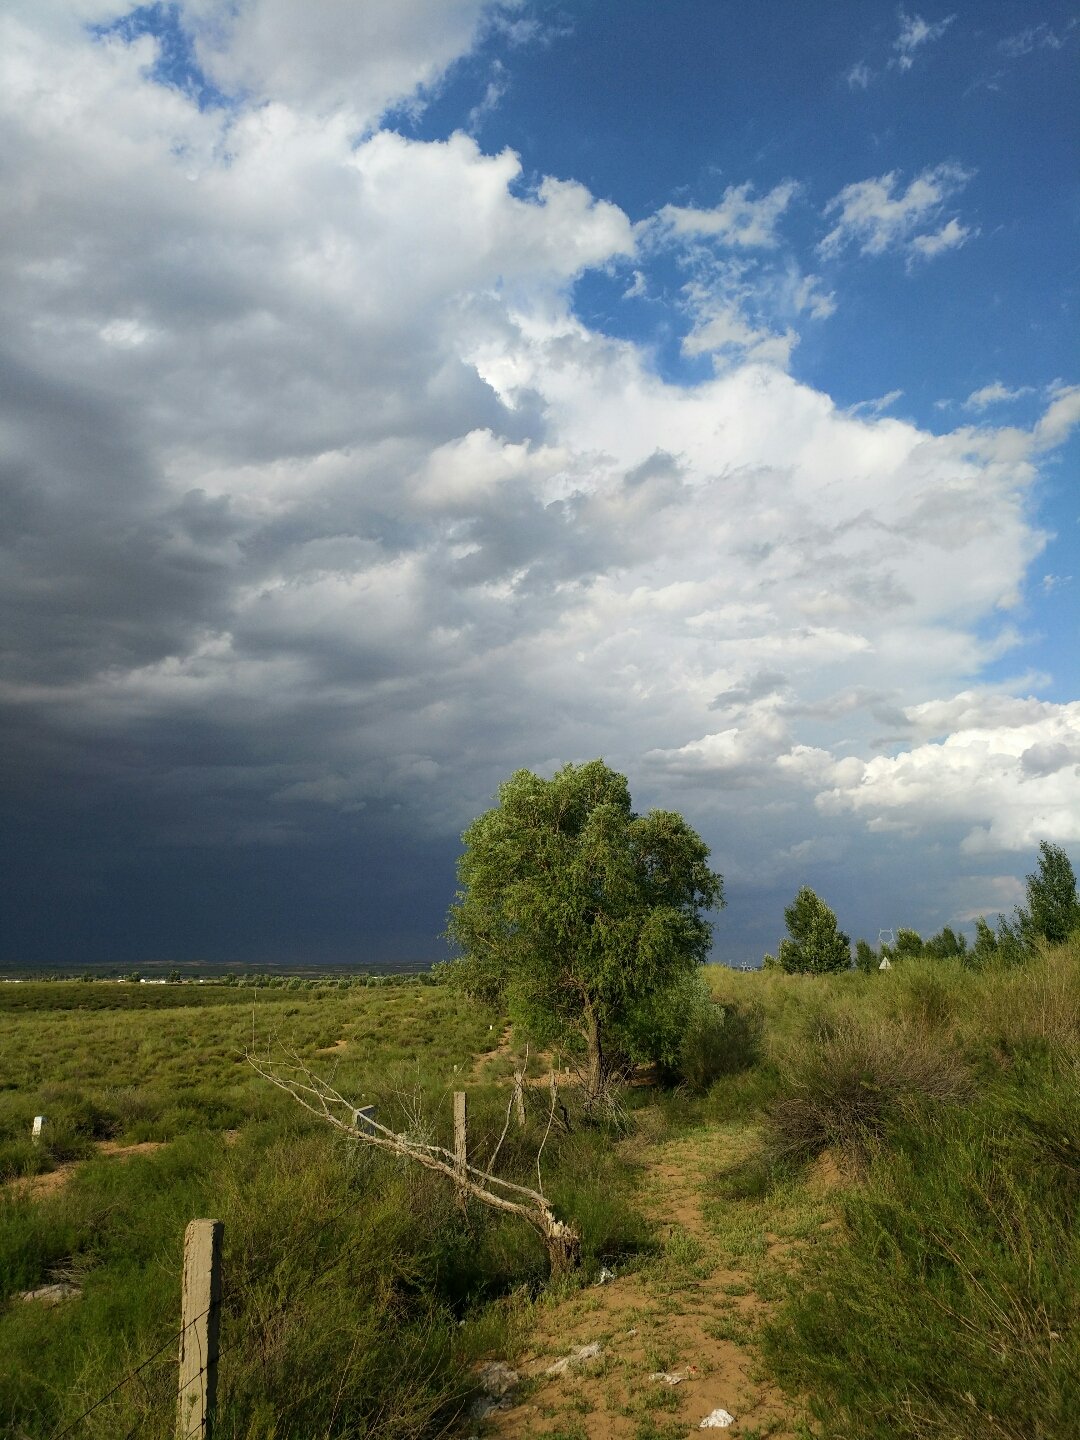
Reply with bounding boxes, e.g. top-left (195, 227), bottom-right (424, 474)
top-left (0, 967), bottom-right (438, 987)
